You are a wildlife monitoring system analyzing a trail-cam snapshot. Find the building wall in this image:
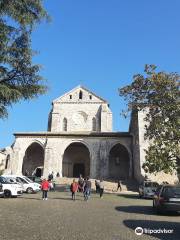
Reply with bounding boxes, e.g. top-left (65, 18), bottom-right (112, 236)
top-left (131, 110), bottom-right (179, 184)
top-left (9, 135), bottom-right (133, 179)
top-left (49, 86), bottom-right (112, 132)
